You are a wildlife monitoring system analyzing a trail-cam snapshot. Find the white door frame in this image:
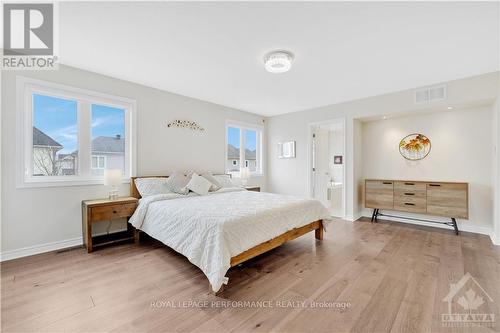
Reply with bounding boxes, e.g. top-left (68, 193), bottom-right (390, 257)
top-left (307, 117), bottom-right (347, 219)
